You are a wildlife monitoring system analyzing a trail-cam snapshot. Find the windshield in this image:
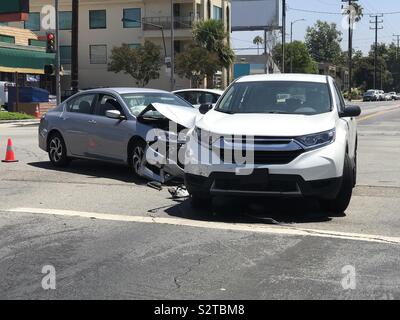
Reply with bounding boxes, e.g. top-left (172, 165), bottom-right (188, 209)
top-left (216, 81), bottom-right (332, 115)
top-left (121, 92), bottom-right (193, 116)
